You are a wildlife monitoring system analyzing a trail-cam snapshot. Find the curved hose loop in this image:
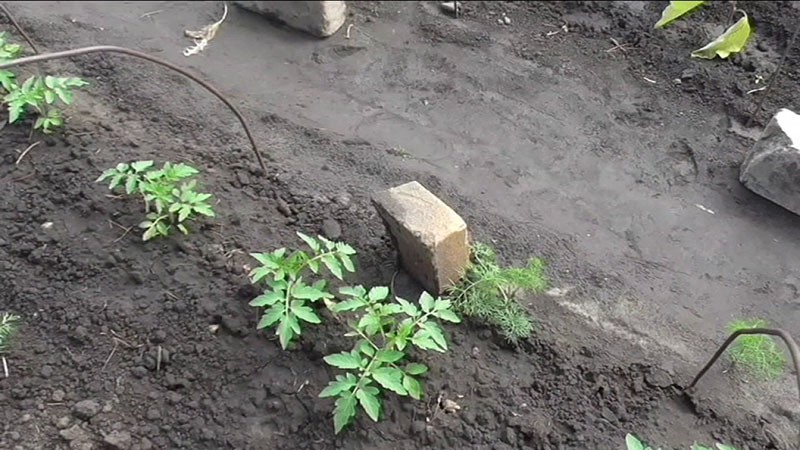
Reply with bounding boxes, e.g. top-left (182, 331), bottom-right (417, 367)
top-left (686, 328), bottom-right (800, 448)
top-left (0, 45), bottom-right (267, 173)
